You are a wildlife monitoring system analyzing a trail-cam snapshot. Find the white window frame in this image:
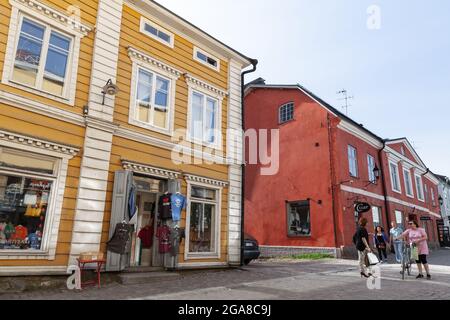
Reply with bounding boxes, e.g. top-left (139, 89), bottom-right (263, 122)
top-left (415, 174), bottom-right (425, 202)
top-left (389, 161), bottom-right (402, 193)
top-left (128, 47), bottom-right (181, 136)
top-left (279, 102), bottom-right (295, 124)
top-left (372, 206), bottom-right (381, 227)
top-left (185, 181), bottom-right (222, 260)
top-left (367, 154), bottom-right (376, 183)
top-left (0, 130), bottom-right (77, 260)
top-left (395, 210), bottom-right (403, 227)
top-left (348, 145), bottom-right (358, 178)
top-left (140, 17), bottom-right (174, 48)
top-left (1, 0), bottom-right (90, 106)
top-left (431, 187), bottom-right (436, 206)
top-left (185, 75), bottom-right (226, 150)
top-left (193, 46), bottom-right (220, 72)
top-left (403, 168), bottom-right (414, 198)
